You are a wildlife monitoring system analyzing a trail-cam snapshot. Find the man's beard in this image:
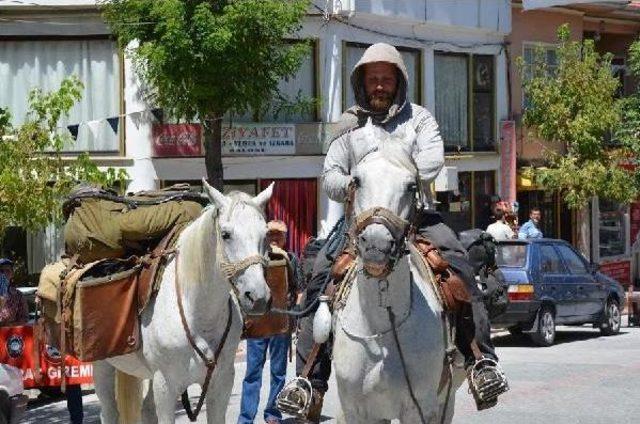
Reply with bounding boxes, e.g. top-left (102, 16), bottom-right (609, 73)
top-left (367, 92), bottom-right (394, 112)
